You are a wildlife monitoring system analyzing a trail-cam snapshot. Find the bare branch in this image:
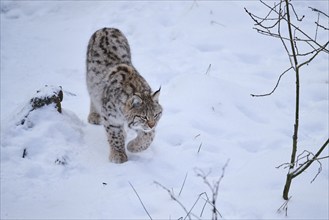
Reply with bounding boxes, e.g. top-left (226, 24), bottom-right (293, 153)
top-left (257, 0), bottom-right (282, 23)
top-left (289, 2), bottom-right (305, 21)
top-left (291, 138), bottom-right (329, 179)
top-left (251, 67), bottom-right (293, 97)
top-left (316, 155), bottom-right (329, 160)
top-left (315, 12), bottom-right (320, 41)
top-left (260, 0), bottom-right (329, 54)
top-left (253, 28), bottom-right (284, 39)
top-left (276, 162), bottom-right (292, 169)
top-left (310, 160), bottom-right (322, 183)
top-left (295, 150), bottom-right (314, 166)
top-left (309, 7), bottom-right (329, 18)
top-left (315, 21), bottom-right (329, 31)
top-left (277, 146), bottom-right (328, 184)
top-left (280, 138), bottom-right (329, 198)
top-left (244, 2), bottom-right (285, 30)
top-left (296, 48), bottom-right (321, 57)
top-left (298, 41), bottom-right (329, 69)
top-left (277, 1), bottom-right (295, 68)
